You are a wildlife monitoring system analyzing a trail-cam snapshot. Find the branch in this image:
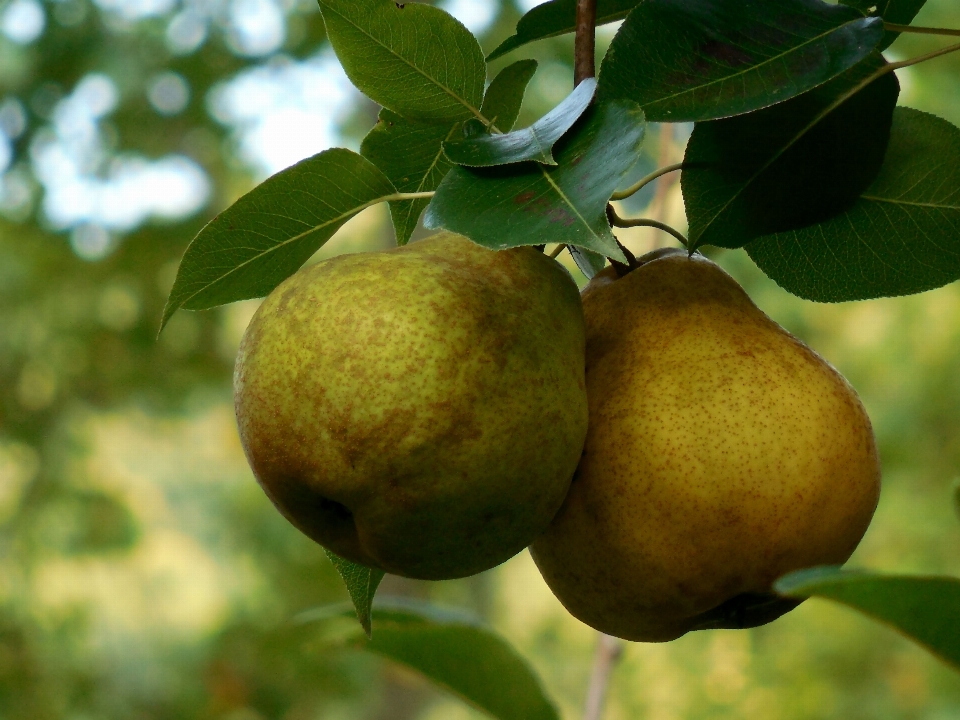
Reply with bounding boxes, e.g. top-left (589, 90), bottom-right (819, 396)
top-left (583, 633), bottom-right (624, 720)
top-left (575, 0), bottom-right (598, 86)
